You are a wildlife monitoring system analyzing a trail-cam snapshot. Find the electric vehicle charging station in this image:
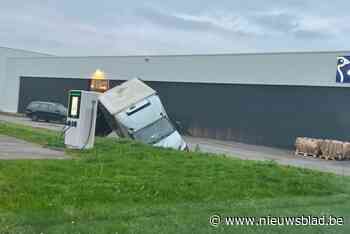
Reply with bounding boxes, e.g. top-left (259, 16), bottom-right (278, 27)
top-left (64, 90), bottom-right (99, 149)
